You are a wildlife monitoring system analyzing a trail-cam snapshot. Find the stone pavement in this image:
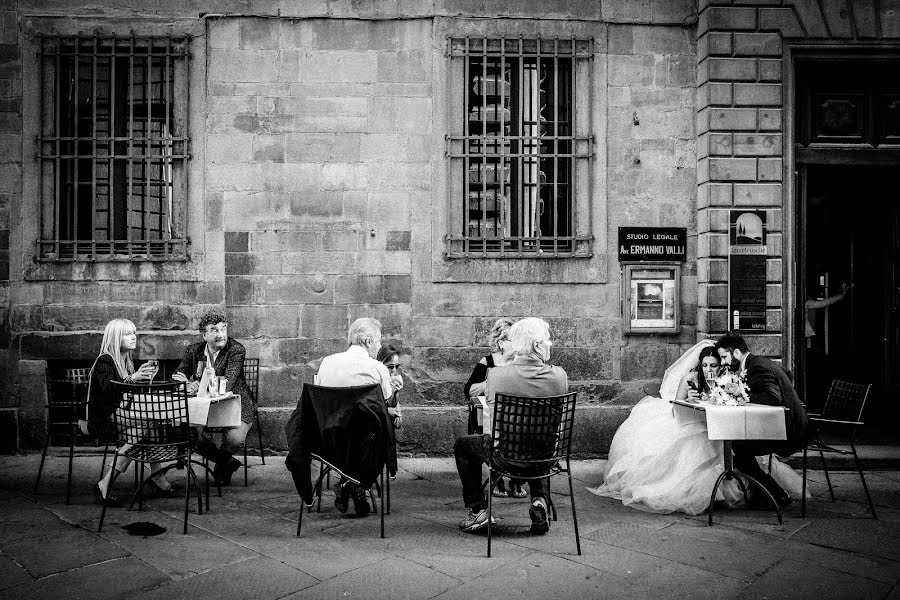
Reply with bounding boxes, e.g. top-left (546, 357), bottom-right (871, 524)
top-left (1, 452), bottom-right (899, 600)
